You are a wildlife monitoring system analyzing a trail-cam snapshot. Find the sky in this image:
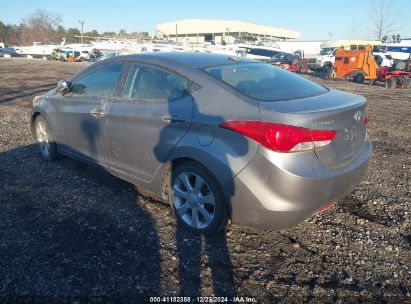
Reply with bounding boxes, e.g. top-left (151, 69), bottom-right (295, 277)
top-left (1, 0), bottom-right (411, 40)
